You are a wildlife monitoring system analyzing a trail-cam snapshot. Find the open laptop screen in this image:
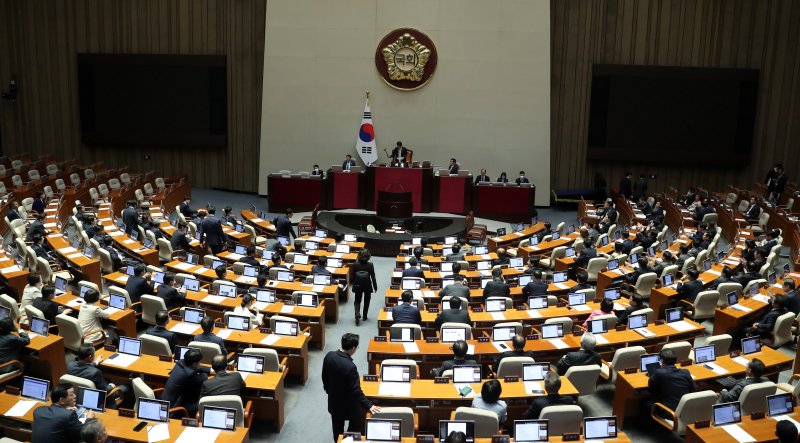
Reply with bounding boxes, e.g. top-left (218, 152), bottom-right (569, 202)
top-left (439, 421), bottom-right (475, 443)
top-left (202, 405), bottom-right (237, 430)
top-left (183, 307), bottom-right (205, 324)
top-left (767, 393), bottom-right (794, 417)
top-left (21, 376), bottom-right (50, 402)
top-left (583, 417), bottom-right (617, 439)
top-left (365, 418), bottom-right (402, 442)
top-left (741, 337), bottom-right (762, 355)
top-left (137, 398), bottom-right (170, 422)
top-left (541, 324), bottom-right (563, 339)
top-left (441, 327), bottom-right (466, 343)
top-left (694, 345), bottom-right (716, 364)
top-left (713, 402), bottom-right (742, 425)
top-left (118, 337), bottom-right (141, 356)
top-left (30, 317), bottom-right (50, 336)
top-left (381, 365), bottom-right (411, 383)
top-left (514, 420), bottom-right (549, 442)
top-left (452, 365), bottom-right (481, 383)
top-left (492, 326), bottom-right (515, 342)
top-left (236, 354), bottom-right (264, 374)
top-left (522, 363), bottom-right (549, 381)
top-left (76, 386), bottom-right (107, 412)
